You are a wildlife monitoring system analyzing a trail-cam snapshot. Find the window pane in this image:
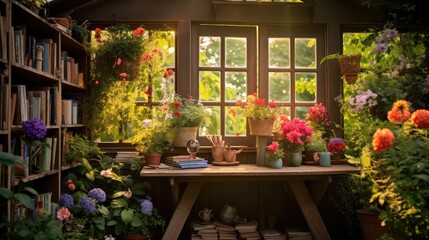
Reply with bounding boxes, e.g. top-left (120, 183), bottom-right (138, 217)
top-left (225, 106), bottom-right (246, 136)
top-left (295, 106), bottom-right (309, 119)
top-left (225, 37), bottom-right (247, 68)
top-left (201, 106), bottom-right (220, 135)
top-left (269, 72), bottom-right (291, 102)
top-left (199, 36), bottom-right (221, 67)
top-left (154, 31), bottom-right (176, 68)
top-left (295, 38), bottom-right (316, 68)
top-left (225, 72), bottom-right (247, 102)
top-left (295, 72), bottom-right (316, 102)
top-left (269, 38), bottom-right (290, 68)
top-left (199, 71), bottom-right (221, 101)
